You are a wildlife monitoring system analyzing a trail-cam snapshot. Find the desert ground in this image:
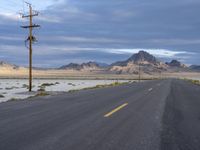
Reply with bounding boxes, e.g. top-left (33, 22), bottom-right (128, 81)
top-left (0, 68), bottom-right (200, 80)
